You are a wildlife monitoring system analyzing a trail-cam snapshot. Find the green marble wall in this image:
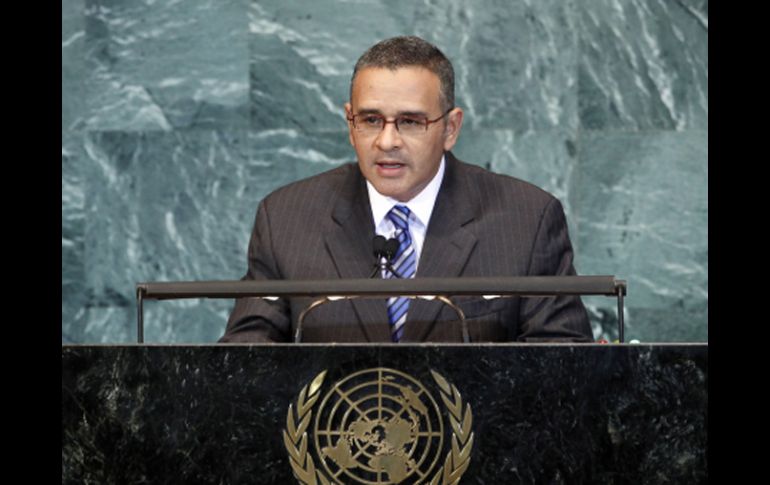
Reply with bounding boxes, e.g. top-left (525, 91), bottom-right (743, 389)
top-left (61, 0), bottom-right (708, 343)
